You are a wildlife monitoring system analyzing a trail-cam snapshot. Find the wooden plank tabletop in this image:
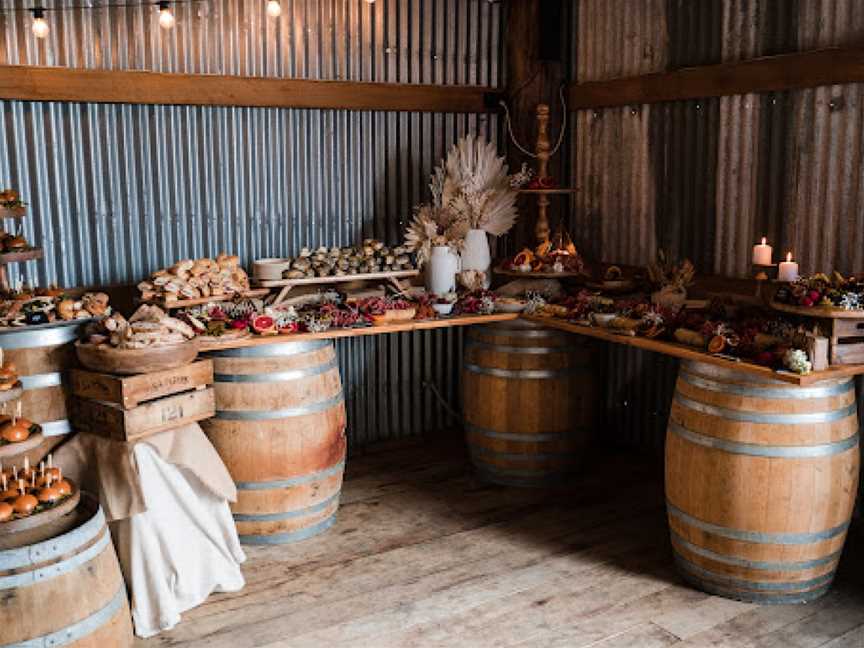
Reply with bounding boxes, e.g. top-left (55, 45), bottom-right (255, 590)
top-left (197, 313), bottom-right (519, 352)
top-left (522, 315), bottom-right (864, 386)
